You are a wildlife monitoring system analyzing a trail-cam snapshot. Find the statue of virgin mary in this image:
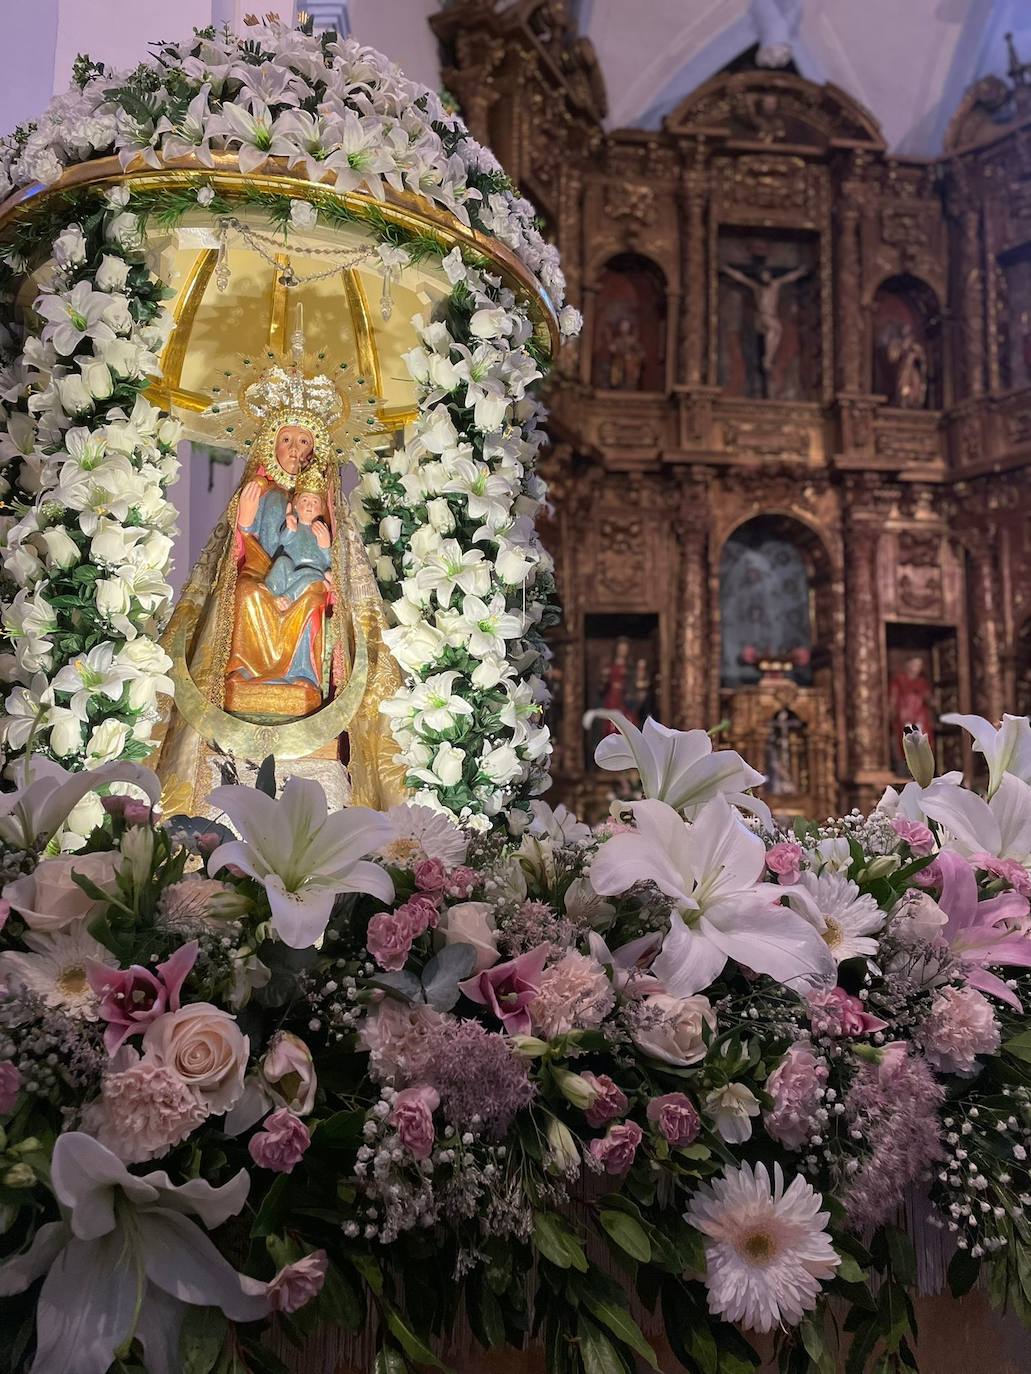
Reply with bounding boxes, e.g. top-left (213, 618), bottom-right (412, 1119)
top-left (152, 341), bottom-right (408, 816)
